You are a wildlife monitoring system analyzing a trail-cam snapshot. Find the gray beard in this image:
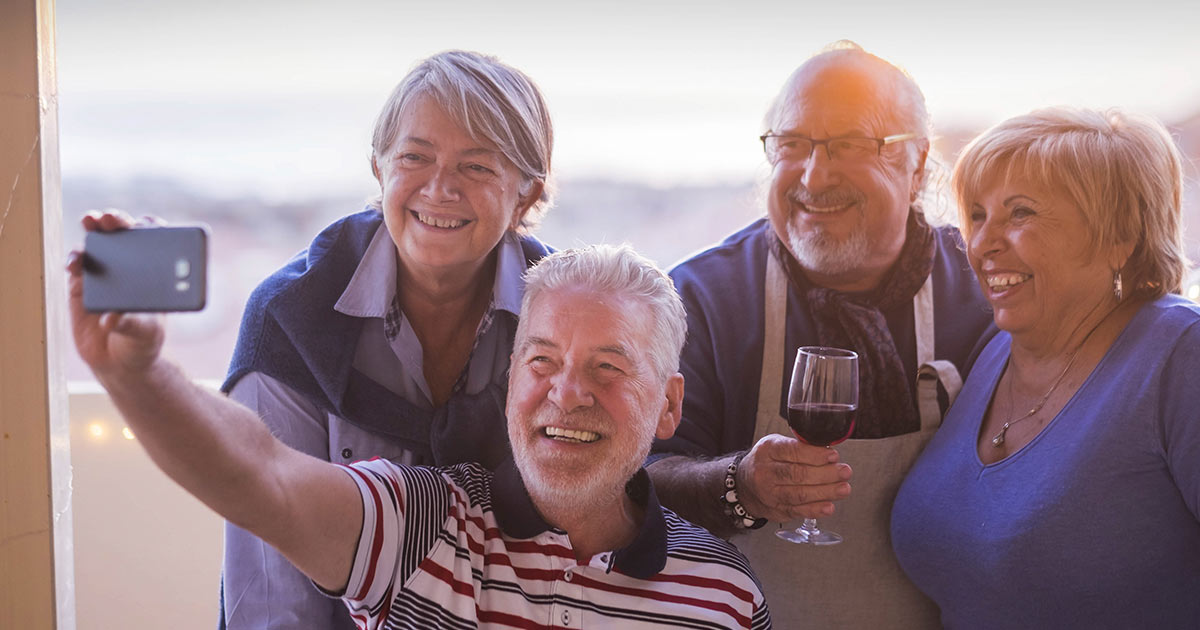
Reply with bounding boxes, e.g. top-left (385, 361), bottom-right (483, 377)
top-left (521, 464), bottom-right (629, 518)
top-left (785, 218), bottom-right (871, 278)
top-left (512, 408), bottom-right (654, 518)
